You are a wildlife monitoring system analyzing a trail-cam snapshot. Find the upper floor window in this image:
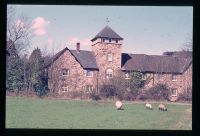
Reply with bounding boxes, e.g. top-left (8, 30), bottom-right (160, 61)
top-left (85, 70), bottom-right (93, 77)
top-left (125, 72), bottom-right (130, 79)
top-left (141, 74), bottom-right (146, 80)
top-left (62, 68), bottom-right (69, 76)
top-left (172, 74), bottom-right (177, 81)
top-left (106, 69), bottom-right (113, 78)
top-left (171, 88), bottom-right (177, 96)
top-left (85, 85), bottom-right (93, 93)
top-left (107, 53), bottom-right (113, 62)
